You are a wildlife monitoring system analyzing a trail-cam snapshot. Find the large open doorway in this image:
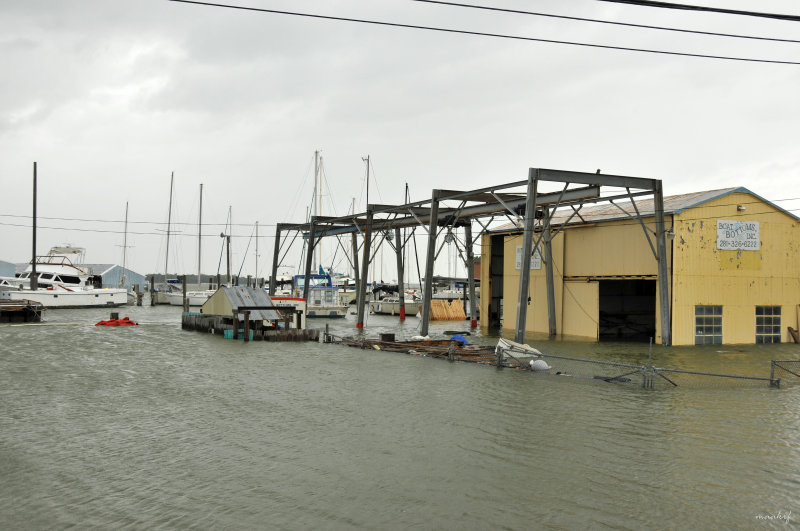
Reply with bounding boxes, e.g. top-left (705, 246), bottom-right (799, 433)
top-left (598, 279), bottom-right (656, 341)
top-left (488, 235), bottom-right (504, 329)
